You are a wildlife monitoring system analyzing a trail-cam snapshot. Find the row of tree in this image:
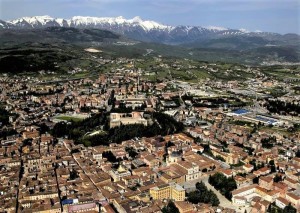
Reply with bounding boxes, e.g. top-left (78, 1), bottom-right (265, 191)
top-left (208, 172), bottom-right (237, 200)
top-left (268, 202), bottom-right (297, 213)
top-left (261, 136), bottom-right (277, 149)
top-left (51, 112), bottom-right (184, 147)
top-left (0, 107), bottom-right (18, 127)
top-left (51, 112), bottom-right (108, 138)
top-left (266, 99), bottom-right (300, 115)
top-left (187, 181), bottom-right (220, 206)
top-left (161, 201), bottom-right (179, 213)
